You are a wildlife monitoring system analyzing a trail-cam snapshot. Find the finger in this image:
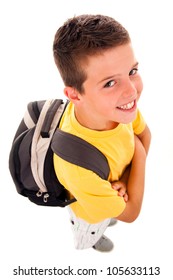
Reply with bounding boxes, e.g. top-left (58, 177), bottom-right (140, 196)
top-left (118, 189), bottom-right (126, 197)
top-left (112, 183), bottom-right (120, 190)
top-left (112, 182), bottom-right (125, 190)
top-left (123, 193), bottom-right (128, 202)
